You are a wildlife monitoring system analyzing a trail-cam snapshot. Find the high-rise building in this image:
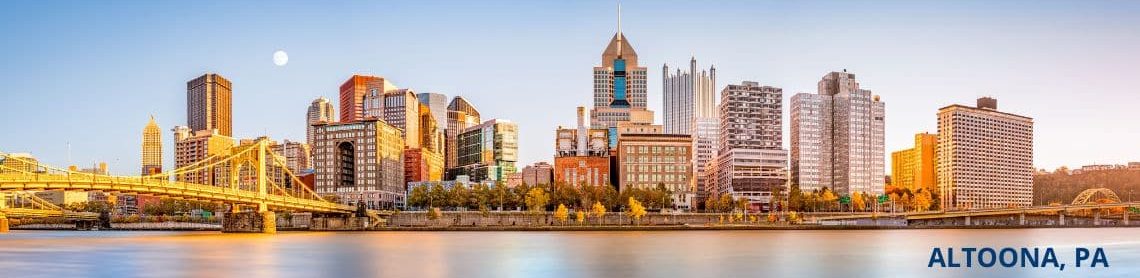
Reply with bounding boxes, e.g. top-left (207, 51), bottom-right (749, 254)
top-left (790, 71), bottom-right (886, 196)
top-left (617, 132), bottom-right (694, 211)
top-left (663, 57), bottom-right (716, 135)
top-left (312, 119), bottom-right (405, 209)
top-left (890, 133), bottom-right (937, 192)
top-left (0, 153), bottom-right (38, 174)
top-left (446, 96), bottom-right (481, 170)
top-left (405, 102), bottom-right (445, 183)
top-left (663, 57), bottom-right (719, 206)
top-left (141, 115), bottom-right (163, 175)
top-left (715, 81), bottom-right (788, 209)
top-left (306, 97), bottom-right (336, 147)
top-left (186, 73), bottom-right (233, 136)
top-left (417, 92), bottom-right (449, 129)
top-left (590, 6), bottom-right (653, 143)
top-left (173, 127), bottom-right (235, 186)
top-left (452, 119), bottom-right (518, 182)
top-left (339, 75), bottom-right (399, 123)
top-left (383, 89), bottom-right (422, 149)
top-left (938, 98), bottom-right (1033, 210)
top-left (270, 139), bottom-right (312, 173)
top-left (522, 162), bottom-right (554, 186)
top-left (554, 107), bottom-right (611, 188)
